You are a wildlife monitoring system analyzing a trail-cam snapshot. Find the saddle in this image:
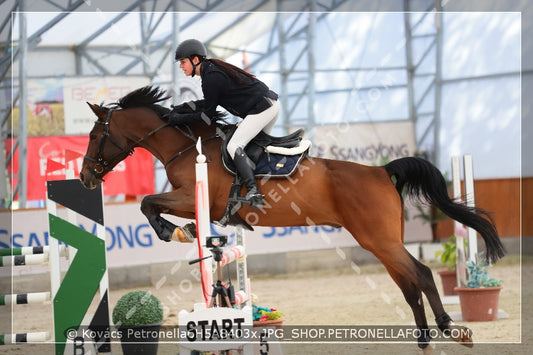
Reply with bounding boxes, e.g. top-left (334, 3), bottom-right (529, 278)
top-left (217, 125), bottom-right (312, 230)
top-left (220, 126), bottom-right (310, 177)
